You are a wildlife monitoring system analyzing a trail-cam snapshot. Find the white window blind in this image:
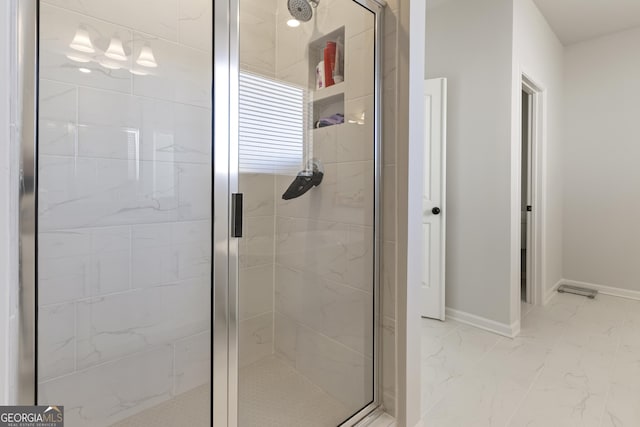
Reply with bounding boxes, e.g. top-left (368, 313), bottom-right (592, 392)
top-left (239, 71), bottom-right (306, 174)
